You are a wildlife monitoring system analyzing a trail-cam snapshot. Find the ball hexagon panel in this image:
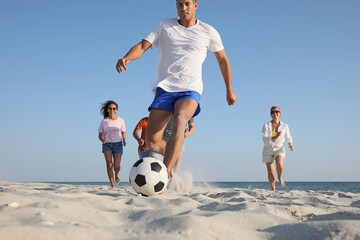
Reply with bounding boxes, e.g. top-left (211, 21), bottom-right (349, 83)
top-left (140, 184), bottom-right (156, 197)
top-left (145, 172), bottom-right (161, 186)
top-left (159, 168), bottom-right (169, 182)
top-left (136, 162), bottom-right (151, 175)
top-left (130, 180), bottom-right (141, 194)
